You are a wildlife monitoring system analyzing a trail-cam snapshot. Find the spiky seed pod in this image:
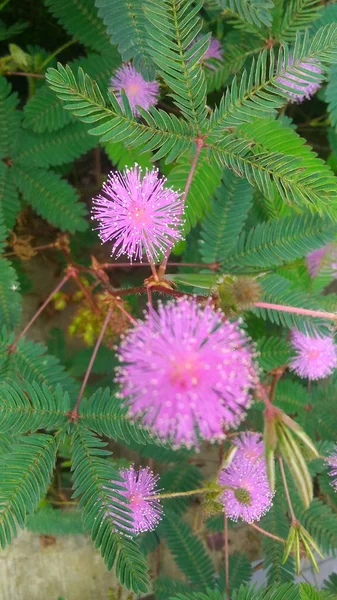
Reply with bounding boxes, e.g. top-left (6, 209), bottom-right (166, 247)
top-left (232, 277), bottom-right (262, 309)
